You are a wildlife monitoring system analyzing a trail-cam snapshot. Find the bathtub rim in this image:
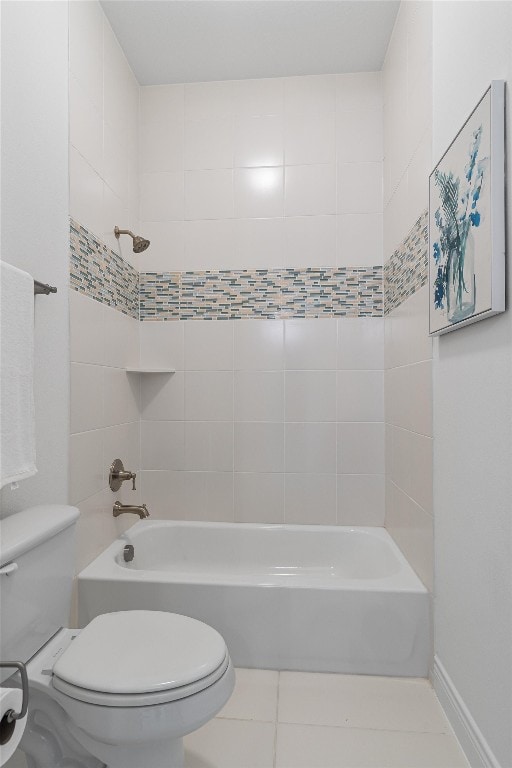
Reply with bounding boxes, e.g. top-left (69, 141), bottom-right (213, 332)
top-left (78, 522), bottom-right (428, 594)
